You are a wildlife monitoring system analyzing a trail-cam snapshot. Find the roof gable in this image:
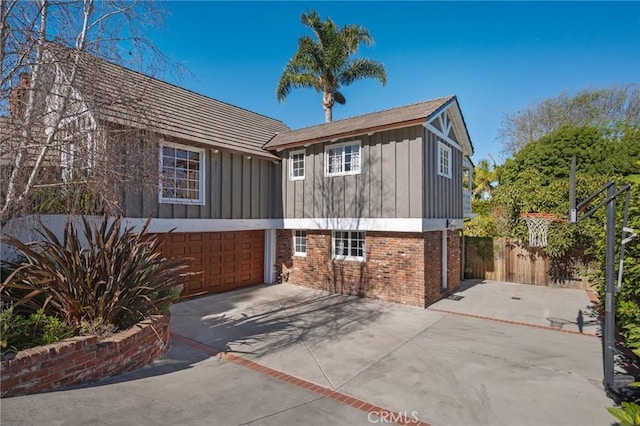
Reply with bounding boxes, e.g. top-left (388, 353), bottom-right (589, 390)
top-left (425, 98), bottom-right (474, 156)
